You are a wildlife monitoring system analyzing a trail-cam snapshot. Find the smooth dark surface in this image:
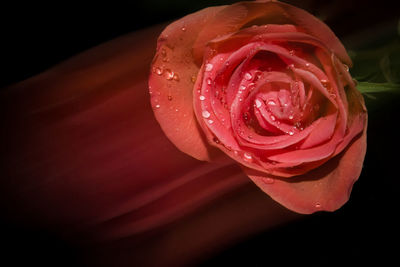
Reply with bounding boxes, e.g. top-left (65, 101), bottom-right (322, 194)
top-left (1, 1), bottom-right (399, 266)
